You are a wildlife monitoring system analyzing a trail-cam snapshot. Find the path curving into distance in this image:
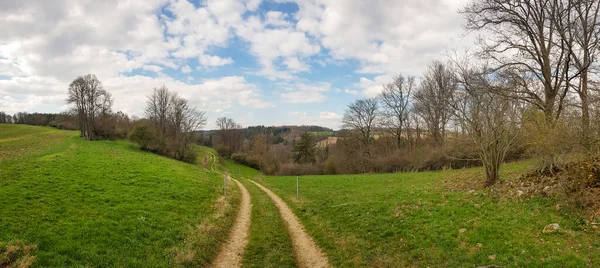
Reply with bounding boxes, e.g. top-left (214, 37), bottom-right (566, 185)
top-left (212, 176), bottom-right (252, 268)
top-left (249, 179), bottom-right (330, 268)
